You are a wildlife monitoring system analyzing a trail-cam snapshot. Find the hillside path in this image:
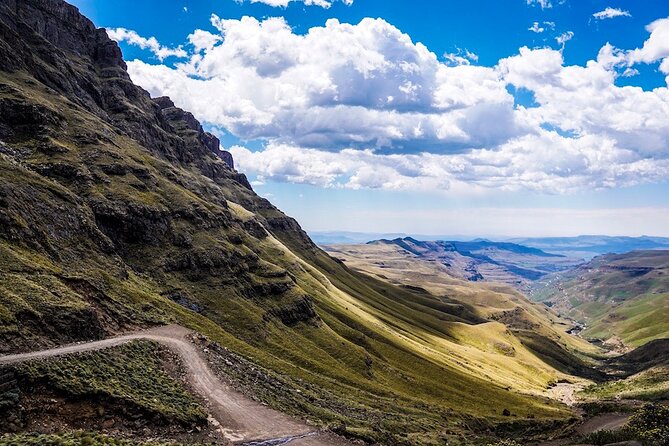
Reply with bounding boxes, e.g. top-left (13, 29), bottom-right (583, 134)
top-left (0, 325), bottom-right (351, 446)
